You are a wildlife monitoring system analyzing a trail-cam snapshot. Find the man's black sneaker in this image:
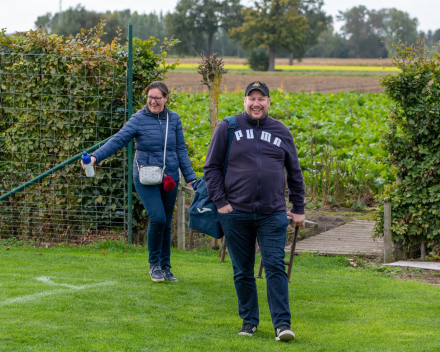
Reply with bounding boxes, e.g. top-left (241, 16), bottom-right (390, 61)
top-left (275, 325), bottom-right (295, 341)
top-left (163, 266), bottom-right (178, 282)
top-left (149, 262), bottom-right (164, 282)
top-left (238, 322), bottom-right (257, 336)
